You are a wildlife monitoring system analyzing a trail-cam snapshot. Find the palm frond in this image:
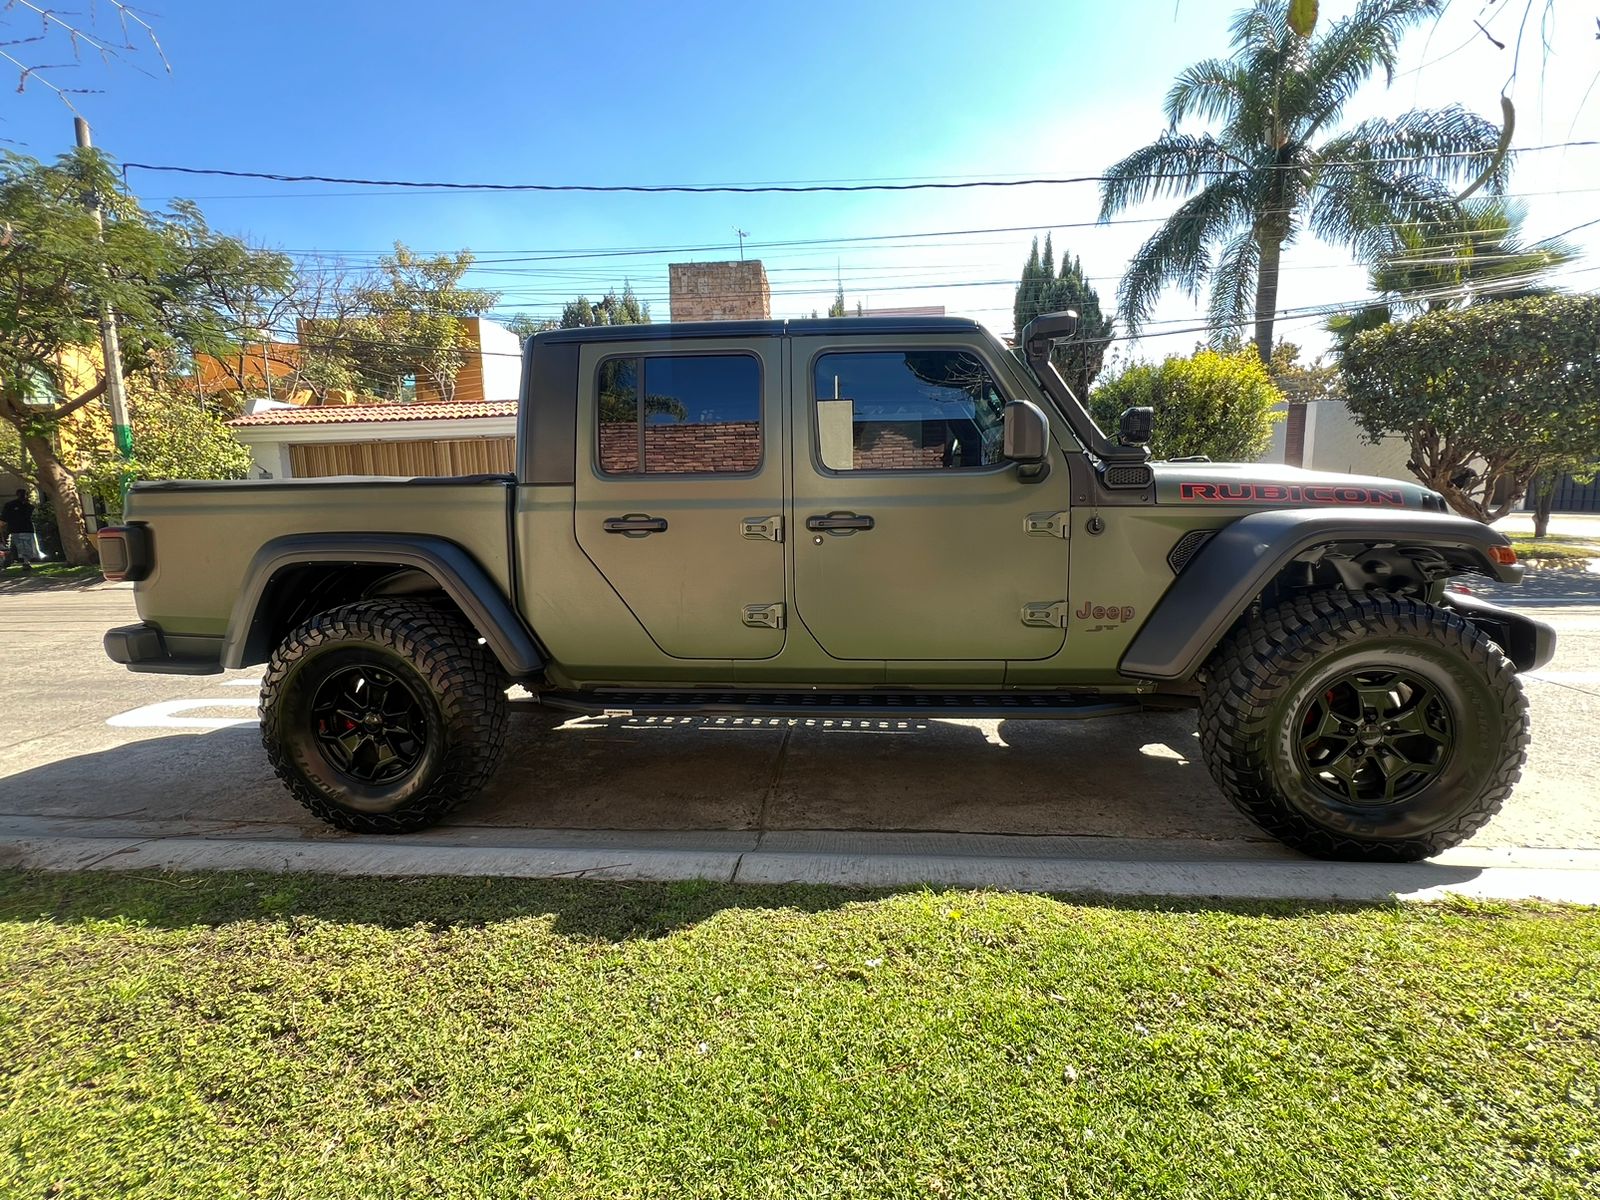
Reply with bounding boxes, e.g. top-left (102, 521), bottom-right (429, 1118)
top-left (1098, 133), bottom-right (1241, 219)
top-left (1207, 230), bottom-right (1261, 339)
top-left (1118, 178), bottom-right (1252, 332)
top-left (1228, 0), bottom-right (1308, 144)
top-left (1294, 0), bottom-right (1440, 136)
top-left (1308, 164), bottom-right (1456, 263)
top-left (1317, 105), bottom-right (1509, 190)
top-left (1165, 58), bottom-right (1248, 128)
top-left (1373, 197), bottom-right (1581, 308)
top-left (1229, 1), bottom-right (1288, 55)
